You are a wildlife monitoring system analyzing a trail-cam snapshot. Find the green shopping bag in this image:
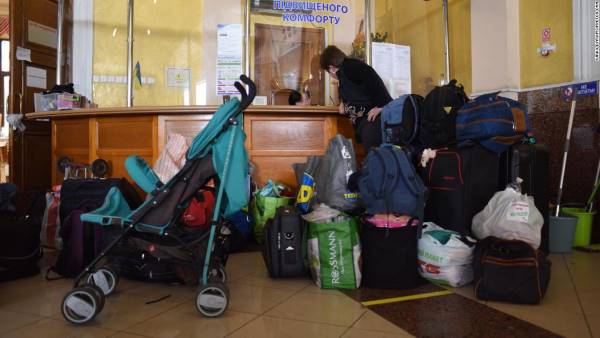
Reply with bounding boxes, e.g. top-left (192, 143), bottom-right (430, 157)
top-left (307, 217), bottom-right (362, 289)
top-left (251, 193), bottom-right (293, 244)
